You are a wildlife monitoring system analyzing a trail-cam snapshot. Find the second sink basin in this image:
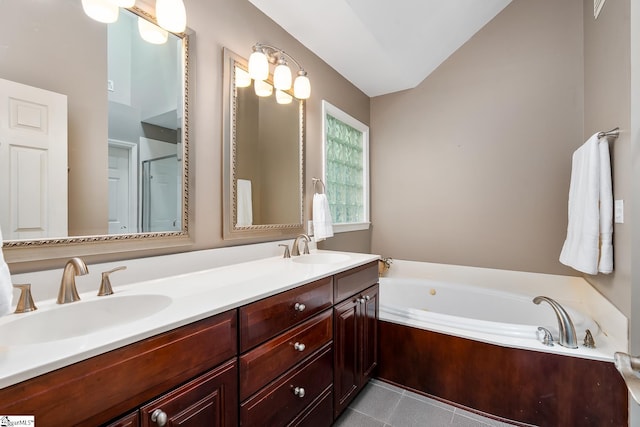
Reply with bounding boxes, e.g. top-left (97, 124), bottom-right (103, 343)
top-left (291, 253), bottom-right (351, 265)
top-left (2, 294), bottom-right (172, 346)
